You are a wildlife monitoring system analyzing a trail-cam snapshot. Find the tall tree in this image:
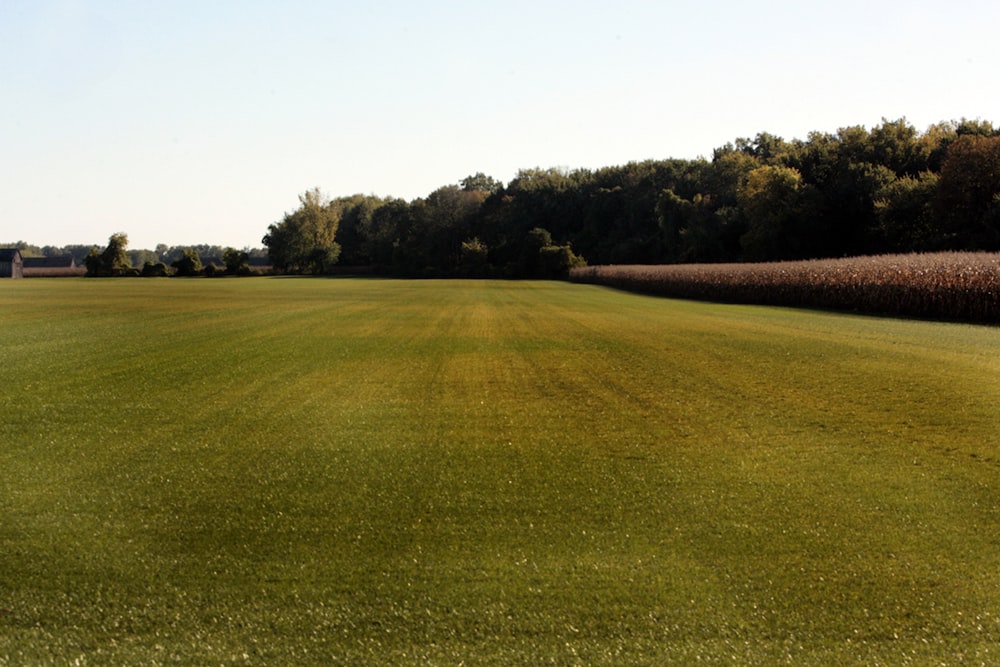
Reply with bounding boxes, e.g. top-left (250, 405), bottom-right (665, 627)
top-left (262, 188), bottom-right (342, 274)
top-left (360, 198), bottom-right (410, 268)
top-left (222, 247), bottom-right (250, 275)
top-left (874, 172), bottom-right (940, 252)
top-left (85, 233), bottom-right (131, 276)
top-left (869, 118), bottom-right (921, 176)
top-left (738, 166), bottom-right (821, 260)
top-left (401, 185), bottom-right (488, 274)
top-left (934, 135), bottom-right (1000, 249)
